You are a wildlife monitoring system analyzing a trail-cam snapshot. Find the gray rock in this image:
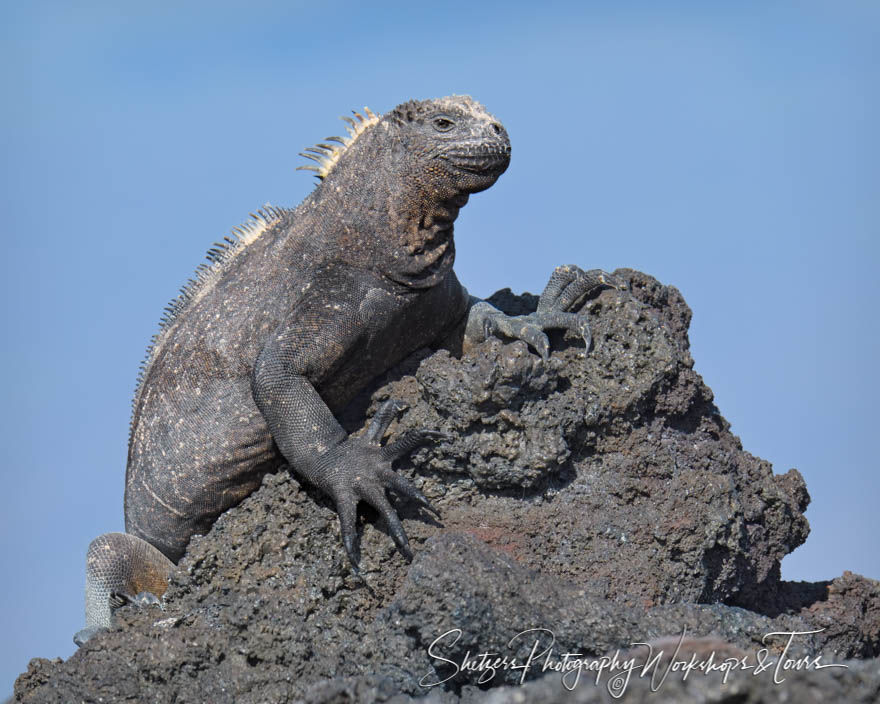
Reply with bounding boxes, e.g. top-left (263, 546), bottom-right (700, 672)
top-left (15, 270), bottom-right (879, 703)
